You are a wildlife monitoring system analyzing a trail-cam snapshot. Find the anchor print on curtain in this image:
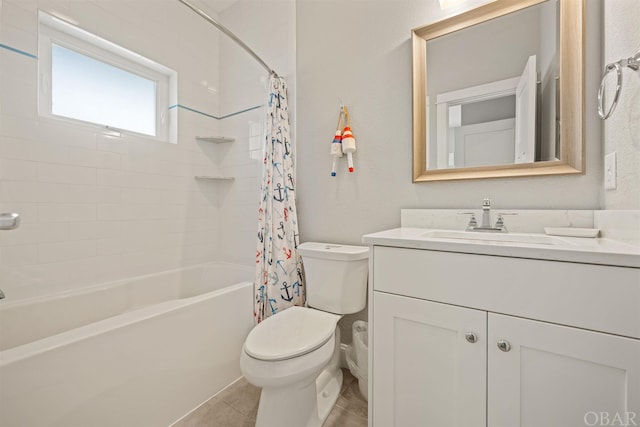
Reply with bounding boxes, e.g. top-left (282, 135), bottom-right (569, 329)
top-left (254, 75), bottom-right (304, 323)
